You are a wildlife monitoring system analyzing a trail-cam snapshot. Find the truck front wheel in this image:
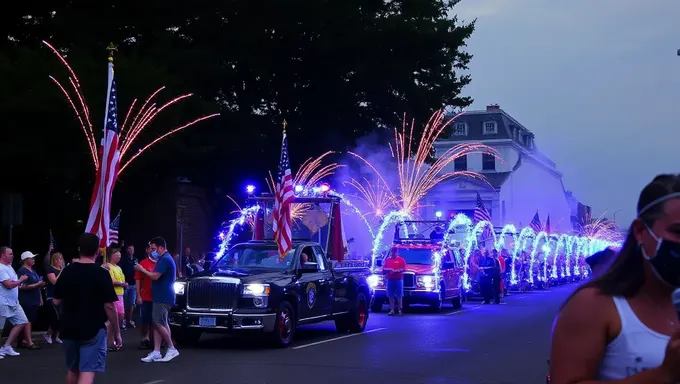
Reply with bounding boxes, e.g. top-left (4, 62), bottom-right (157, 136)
top-left (336, 291), bottom-right (369, 333)
top-left (270, 301), bottom-right (296, 348)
